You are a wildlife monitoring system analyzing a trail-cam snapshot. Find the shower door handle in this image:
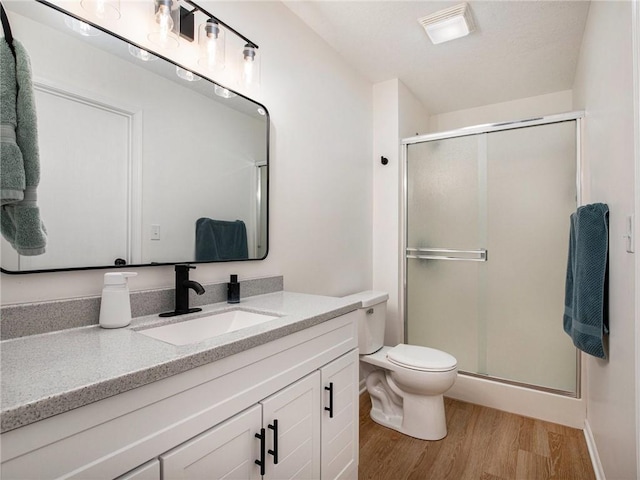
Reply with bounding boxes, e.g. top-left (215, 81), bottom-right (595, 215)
top-left (406, 248), bottom-right (487, 262)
